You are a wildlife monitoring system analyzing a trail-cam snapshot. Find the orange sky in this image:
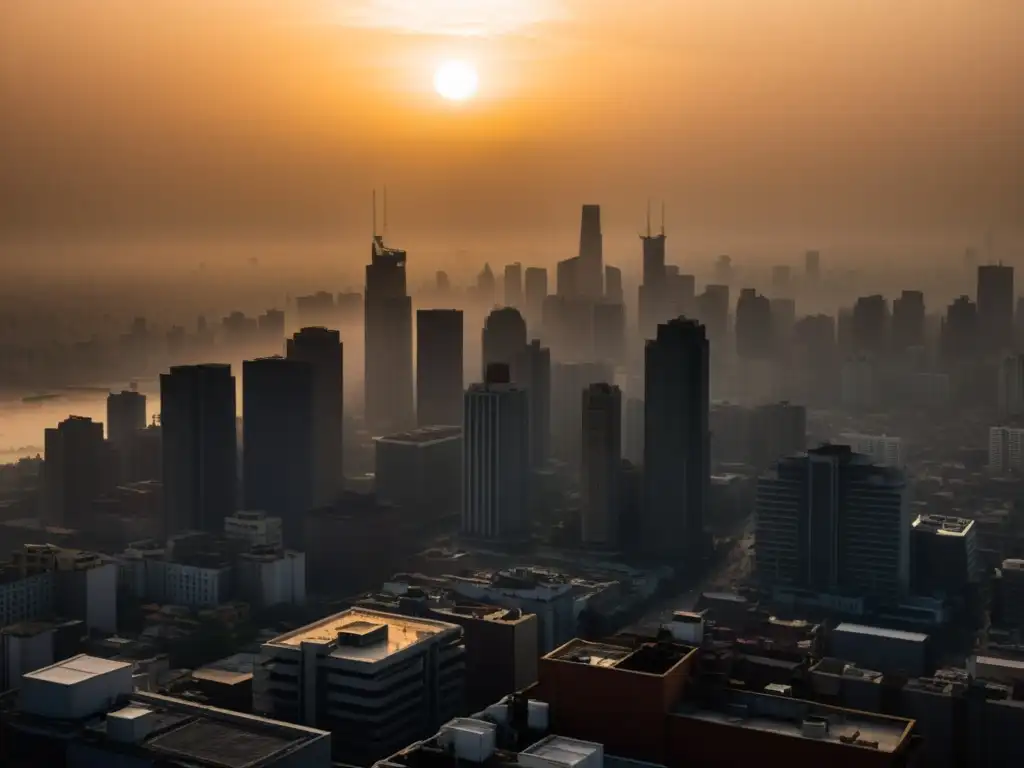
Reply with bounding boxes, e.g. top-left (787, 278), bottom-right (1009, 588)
top-left (0, 0), bottom-right (1021, 269)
